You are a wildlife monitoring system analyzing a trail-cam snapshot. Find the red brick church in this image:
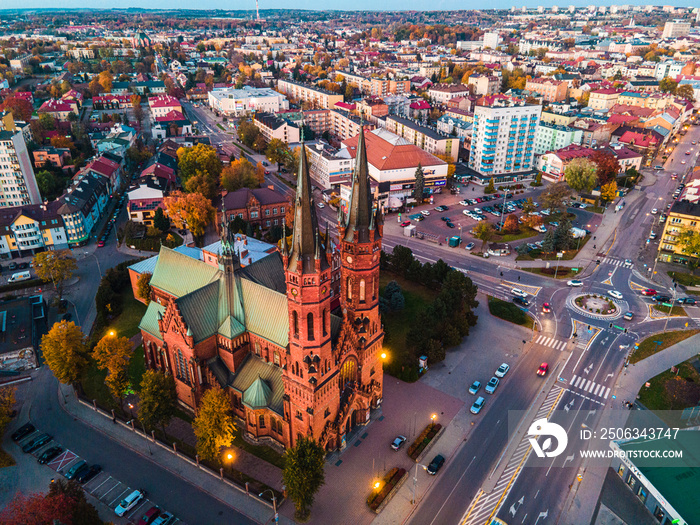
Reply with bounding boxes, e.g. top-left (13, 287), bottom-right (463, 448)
top-left (138, 127), bottom-right (384, 451)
